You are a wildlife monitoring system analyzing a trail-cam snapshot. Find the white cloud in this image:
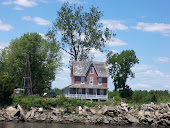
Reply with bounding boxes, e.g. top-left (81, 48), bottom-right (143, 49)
top-left (164, 85), bottom-right (170, 89)
top-left (2, 1), bottom-right (13, 5)
top-left (111, 49), bottom-right (119, 54)
top-left (55, 77), bottom-right (68, 80)
top-left (13, 6), bottom-right (24, 10)
top-left (0, 41), bottom-right (9, 49)
top-left (155, 57), bottom-right (170, 63)
top-left (37, 0), bottom-right (48, 4)
top-left (22, 16), bottom-right (51, 26)
top-left (131, 64), bottom-right (153, 72)
top-left (0, 20), bottom-right (13, 31)
top-left (14, 0), bottom-right (37, 7)
top-left (57, 0), bottom-right (85, 4)
top-left (127, 64), bottom-right (170, 91)
top-left (33, 17), bottom-right (50, 25)
top-left (100, 19), bottom-right (128, 31)
top-left (132, 22), bottom-right (170, 36)
top-left (2, 0), bottom-right (37, 7)
top-left (2, 0), bottom-right (47, 9)
top-left (39, 33), bottom-right (48, 40)
top-left (22, 16), bottom-right (32, 21)
top-left (131, 83), bottom-right (152, 88)
top-left (107, 38), bottom-right (128, 46)
top-left (90, 48), bottom-right (107, 62)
